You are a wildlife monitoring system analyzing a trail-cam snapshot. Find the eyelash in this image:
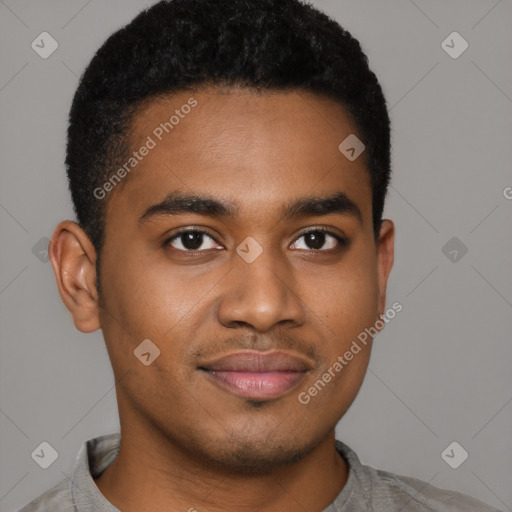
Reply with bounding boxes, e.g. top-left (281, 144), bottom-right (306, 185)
top-left (163, 227), bottom-right (348, 254)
